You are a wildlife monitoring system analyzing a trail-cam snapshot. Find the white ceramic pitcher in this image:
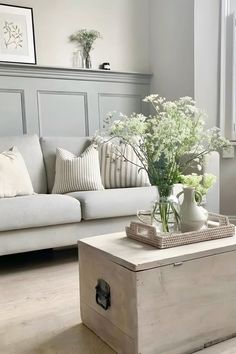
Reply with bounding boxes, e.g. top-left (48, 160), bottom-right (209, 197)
top-left (177, 186), bottom-right (208, 233)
